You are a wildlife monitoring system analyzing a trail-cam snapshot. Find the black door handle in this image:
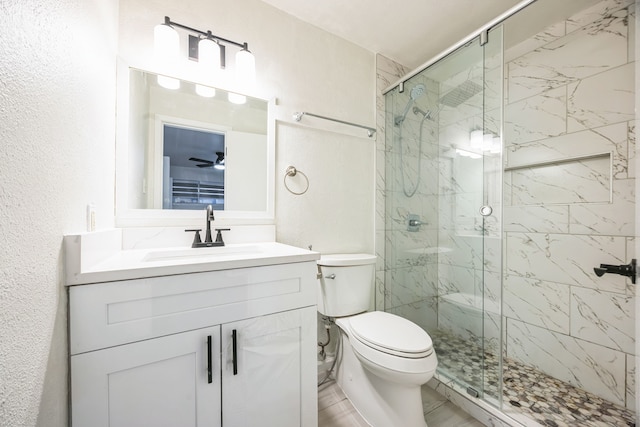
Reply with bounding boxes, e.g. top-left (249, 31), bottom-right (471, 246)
top-left (232, 329), bottom-right (238, 375)
top-left (207, 335), bottom-right (213, 384)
